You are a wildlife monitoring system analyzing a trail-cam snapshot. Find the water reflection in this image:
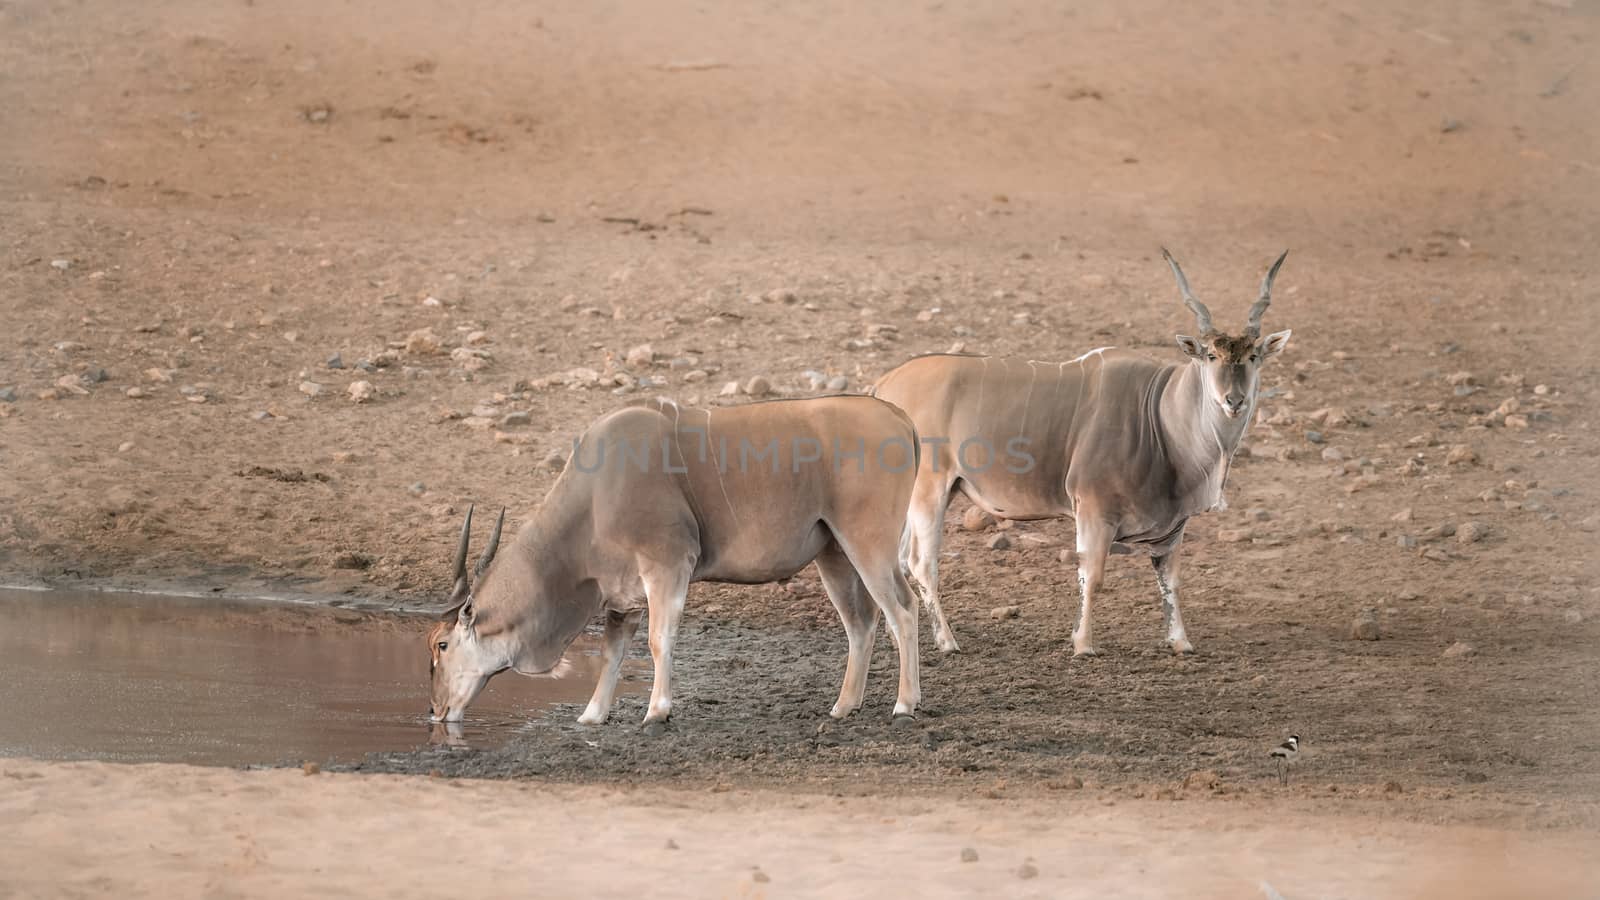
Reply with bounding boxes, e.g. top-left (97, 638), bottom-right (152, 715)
top-left (0, 588), bottom-right (644, 767)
